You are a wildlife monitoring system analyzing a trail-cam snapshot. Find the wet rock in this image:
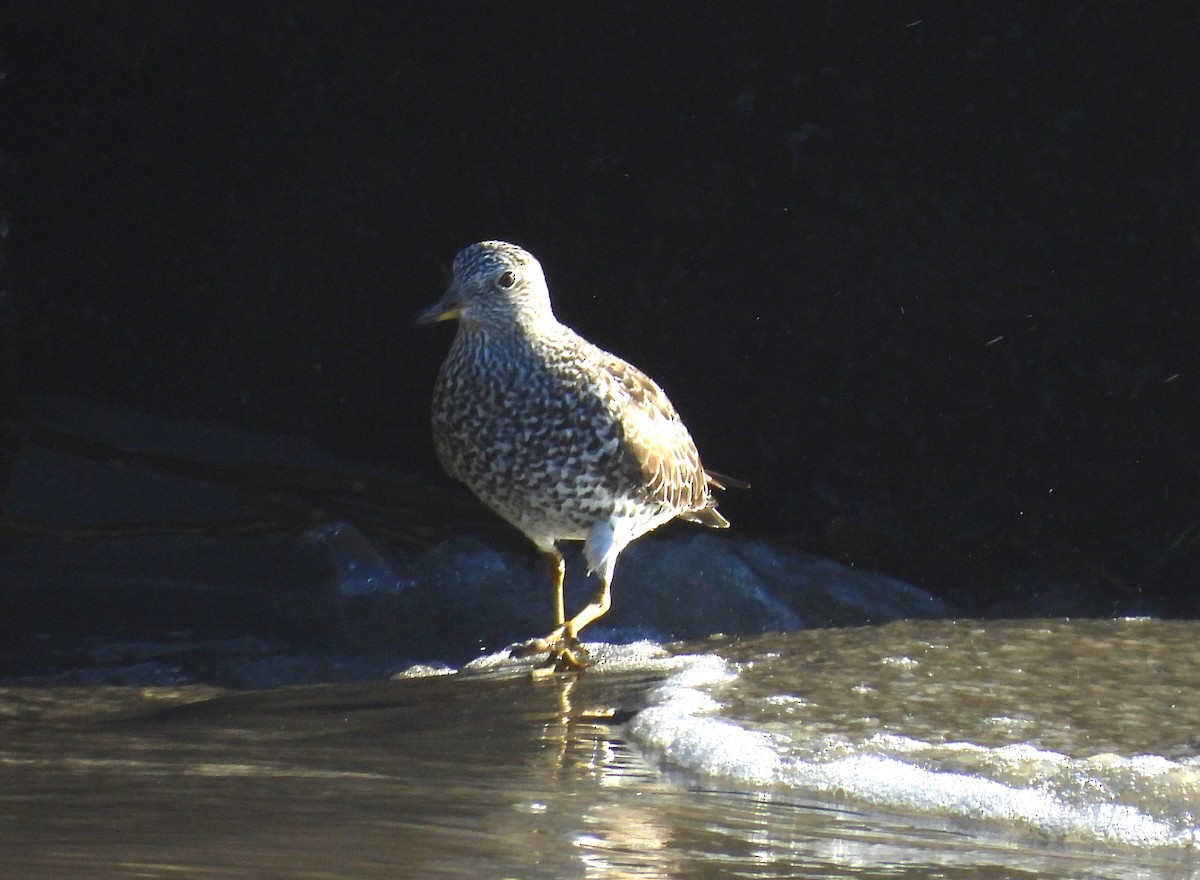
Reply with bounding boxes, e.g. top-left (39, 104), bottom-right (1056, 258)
top-left (306, 520), bottom-right (410, 597)
top-left (594, 534), bottom-right (805, 641)
top-left (732, 540), bottom-right (950, 626)
top-left (0, 396), bottom-right (1116, 688)
top-left (335, 532), bottom-right (953, 663)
